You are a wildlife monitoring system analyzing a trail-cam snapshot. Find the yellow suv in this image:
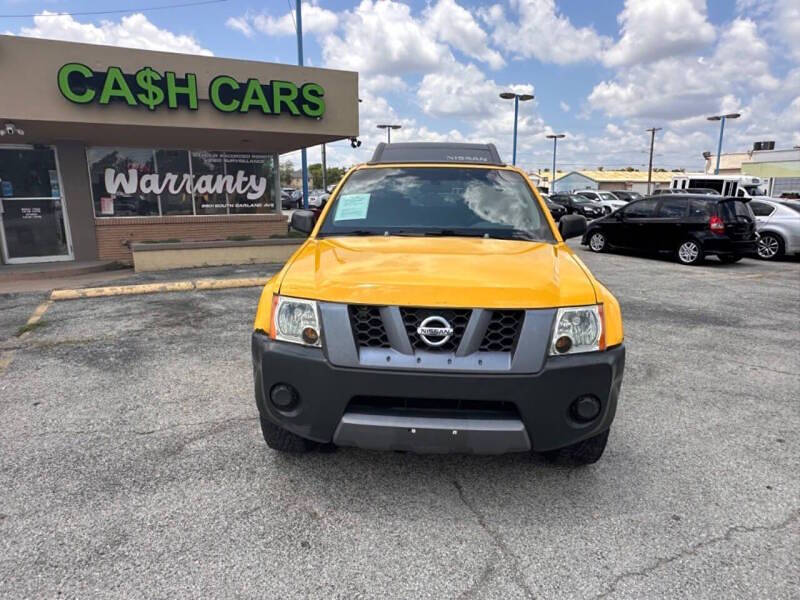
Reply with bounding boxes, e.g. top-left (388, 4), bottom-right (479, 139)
top-left (252, 143), bottom-right (625, 464)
